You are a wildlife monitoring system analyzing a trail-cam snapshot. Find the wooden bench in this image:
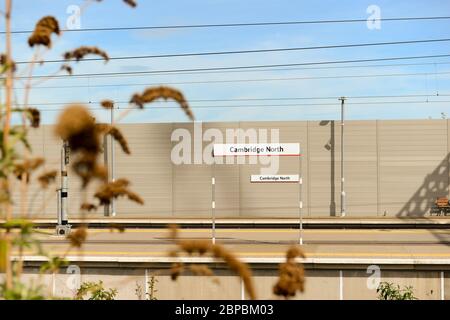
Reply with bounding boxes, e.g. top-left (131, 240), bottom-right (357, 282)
top-left (430, 197), bottom-right (450, 216)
